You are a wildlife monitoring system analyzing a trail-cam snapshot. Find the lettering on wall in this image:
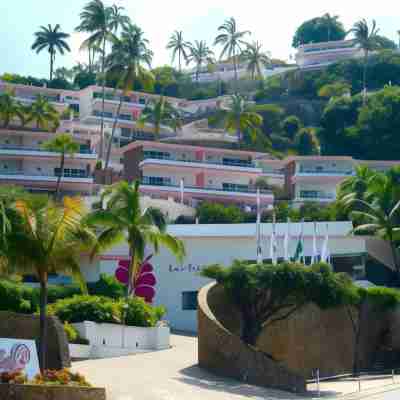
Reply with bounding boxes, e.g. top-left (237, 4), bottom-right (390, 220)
top-left (169, 264), bottom-right (203, 273)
